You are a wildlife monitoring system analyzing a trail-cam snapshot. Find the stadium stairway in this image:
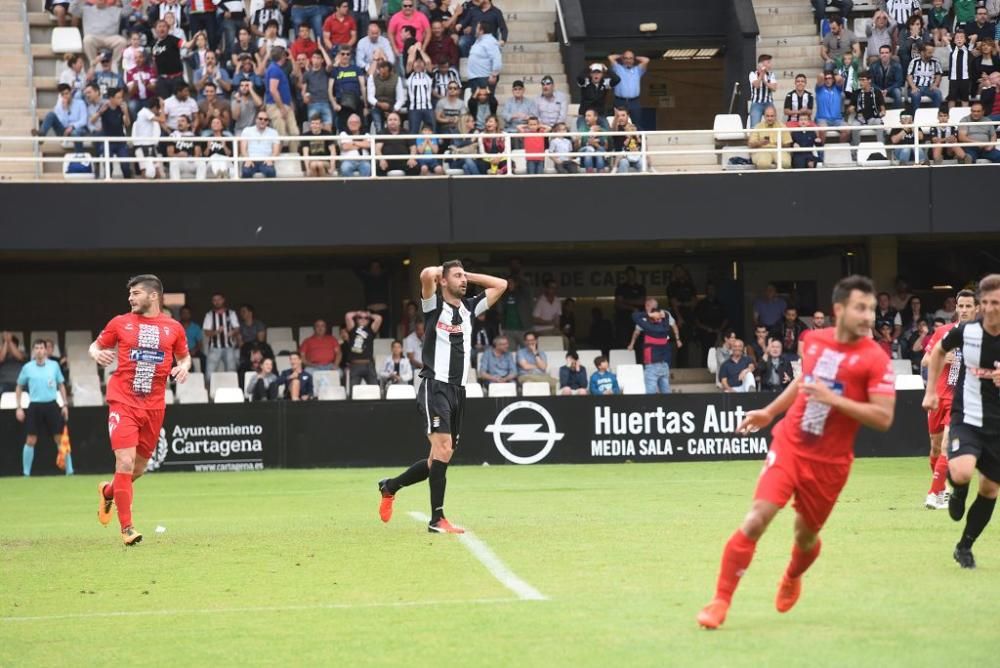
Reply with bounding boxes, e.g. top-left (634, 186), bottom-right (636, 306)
top-left (0, 0), bottom-right (39, 180)
top-left (752, 0), bottom-right (824, 113)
